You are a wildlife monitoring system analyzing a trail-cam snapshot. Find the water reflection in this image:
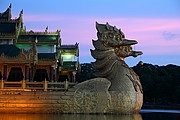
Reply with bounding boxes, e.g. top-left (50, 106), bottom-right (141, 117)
top-left (1, 113), bottom-right (179, 120)
top-left (0, 114), bottom-right (142, 120)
